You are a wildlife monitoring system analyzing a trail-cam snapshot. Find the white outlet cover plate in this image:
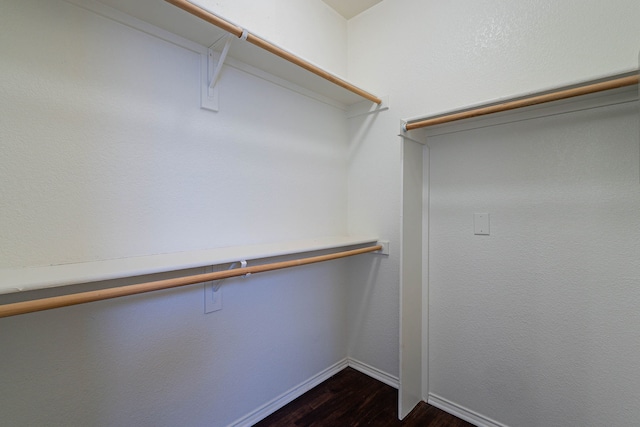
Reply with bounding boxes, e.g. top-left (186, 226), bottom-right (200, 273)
top-left (474, 213), bottom-right (490, 235)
